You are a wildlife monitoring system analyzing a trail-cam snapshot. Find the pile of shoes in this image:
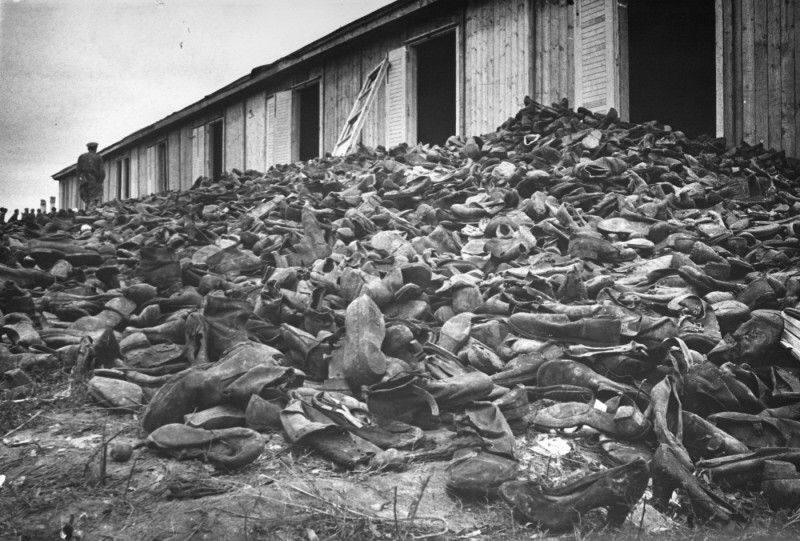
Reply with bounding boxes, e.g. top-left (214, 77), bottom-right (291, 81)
top-left (3, 97), bottom-right (800, 530)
